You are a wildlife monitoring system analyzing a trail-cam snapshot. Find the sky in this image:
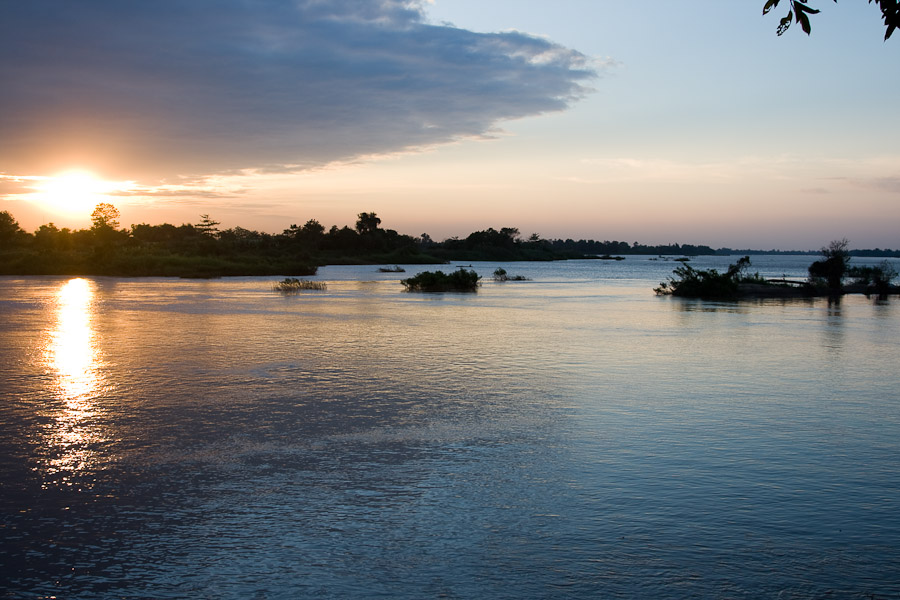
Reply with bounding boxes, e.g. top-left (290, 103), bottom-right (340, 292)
top-left (1, 0), bottom-right (898, 249)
